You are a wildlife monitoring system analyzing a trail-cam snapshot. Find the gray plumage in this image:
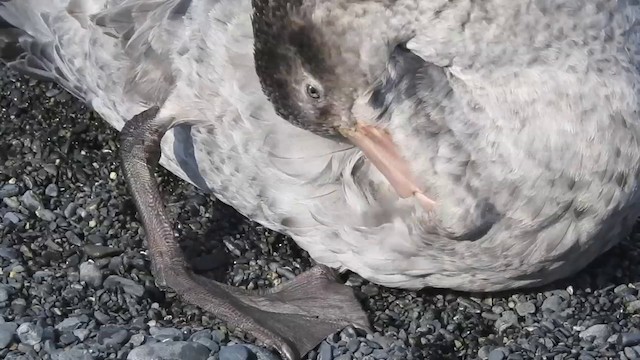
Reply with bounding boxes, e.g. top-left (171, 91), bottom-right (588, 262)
top-left (251, 0), bottom-right (640, 289)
